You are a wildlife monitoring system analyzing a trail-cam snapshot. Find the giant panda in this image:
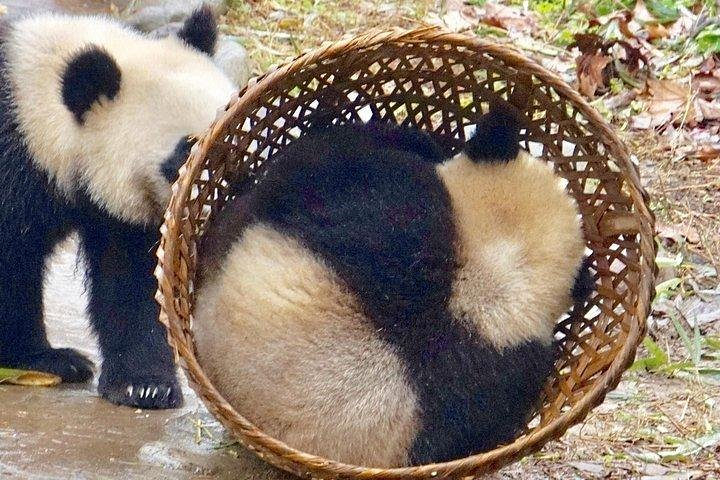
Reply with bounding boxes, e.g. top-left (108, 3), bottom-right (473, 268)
top-left (193, 105), bottom-right (594, 466)
top-left (0, 6), bottom-right (236, 409)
